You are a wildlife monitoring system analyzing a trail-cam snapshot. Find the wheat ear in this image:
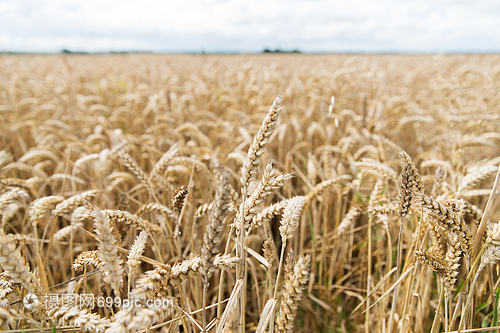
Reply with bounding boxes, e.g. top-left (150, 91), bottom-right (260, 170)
top-left (28, 195), bottom-right (65, 229)
top-left (0, 234), bottom-right (40, 294)
top-left (106, 297), bottom-right (176, 333)
top-left (52, 189), bottom-right (99, 217)
top-left (72, 250), bottom-right (103, 272)
top-left (171, 185), bottom-right (189, 212)
top-left (275, 255), bottom-right (311, 333)
top-left (278, 196), bottom-right (306, 243)
top-left (0, 188), bottom-right (30, 217)
top-left (272, 195), bottom-right (306, 311)
top-left (48, 306), bottom-right (110, 332)
top-left (117, 151), bottom-right (151, 188)
top-left (201, 171), bottom-right (231, 279)
top-left (93, 210), bottom-right (124, 296)
top-left (0, 271), bottom-right (14, 307)
top-left (238, 163), bottom-right (293, 235)
top-left (413, 191), bottom-right (473, 256)
top-left (127, 230), bottom-right (148, 288)
top-left (336, 205), bottom-right (362, 236)
top-left (457, 165), bottom-right (498, 195)
top-left (0, 307), bottom-right (20, 327)
top-left (240, 97), bottom-right (282, 188)
top-left (135, 202), bottom-right (176, 219)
